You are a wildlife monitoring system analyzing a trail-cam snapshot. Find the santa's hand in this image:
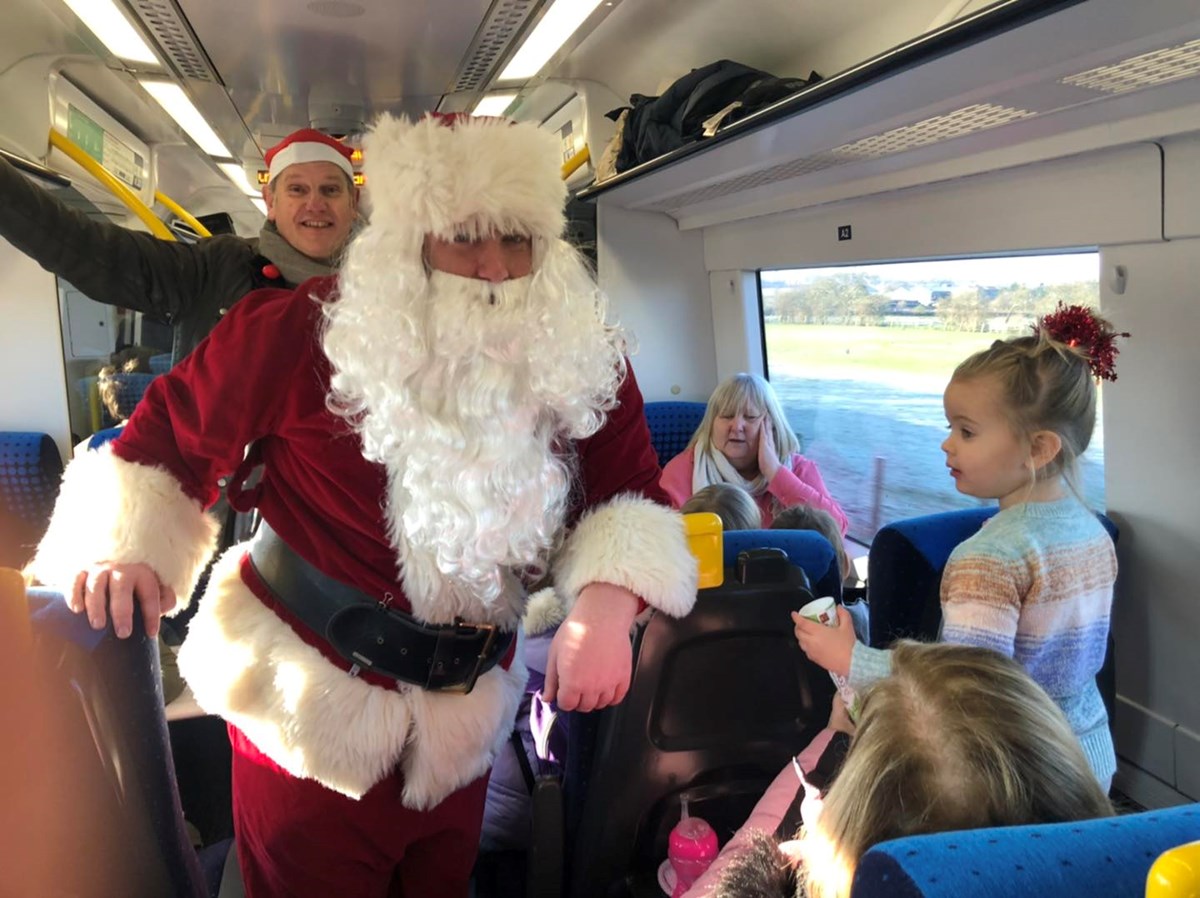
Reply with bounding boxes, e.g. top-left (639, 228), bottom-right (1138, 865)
top-left (792, 605), bottom-right (856, 679)
top-left (70, 562), bottom-right (177, 639)
top-left (543, 582), bottom-right (640, 713)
